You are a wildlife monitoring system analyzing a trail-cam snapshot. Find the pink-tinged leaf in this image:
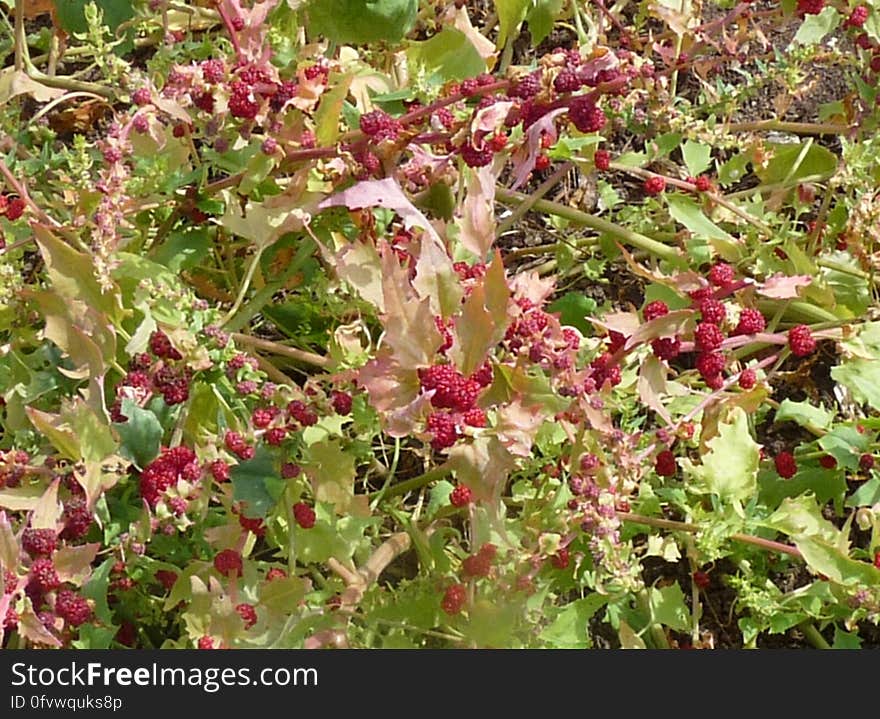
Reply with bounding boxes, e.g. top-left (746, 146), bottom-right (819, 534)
top-left (152, 94), bottom-right (193, 125)
top-left (757, 273), bottom-right (812, 299)
top-left (385, 393), bottom-right (436, 438)
top-left (76, 461), bottom-right (120, 510)
top-left (401, 145), bottom-right (454, 178)
top-left (450, 283), bottom-right (495, 377)
top-left (638, 355), bottom-right (672, 425)
top-left (0, 485), bottom-right (45, 512)
top-left (447, 435), bottom-right (516, 502)
top-left (335, 240), bottom-right (385, 312)
top-left (219, 0), bottom-right (279, 61)
top-left (591, 311), bottom-right (642, 337)
top-left (54, 543), bottom-right (100, 586)
top-left (357, 351), bottom-right (421, 414)
top-left (470, 101), bottom-right (515, 138)
top-left (0, 511), bottom-right (18, 573)
top-left (509, 269), bottom-right (556, 306)
top-left (618, 244), bottom-right (703, 293)
top-left (413, 233), bottom-right (463, 317)
top-left (494, 400), bottom-right (547, 457)
top-left (18, 601), bottom-right (62, 648)
top-left (380, 243), bottom-right (443, 368)
top-left (31, 478), bottom-right (62, 530)
top-left (510, 107), bottom-right (567, 190)
top-left (484, 249), bottom-right (512, 338)
top-left (447, 6), bottom-right (496, 61)
top-left (577, 50), bottom-right (620, 84)
top-left (319, 177), bottom-right (441, 243)
top-left (624, 310), bottom-right (694, 350)
top-left (458, 164), bottom-right (498, 259)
